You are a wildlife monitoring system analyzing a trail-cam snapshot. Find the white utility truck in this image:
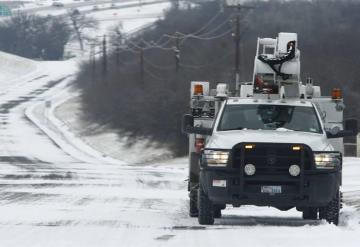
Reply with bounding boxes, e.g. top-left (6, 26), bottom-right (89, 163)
top-left (182, 32), bottom-right (358, 225)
